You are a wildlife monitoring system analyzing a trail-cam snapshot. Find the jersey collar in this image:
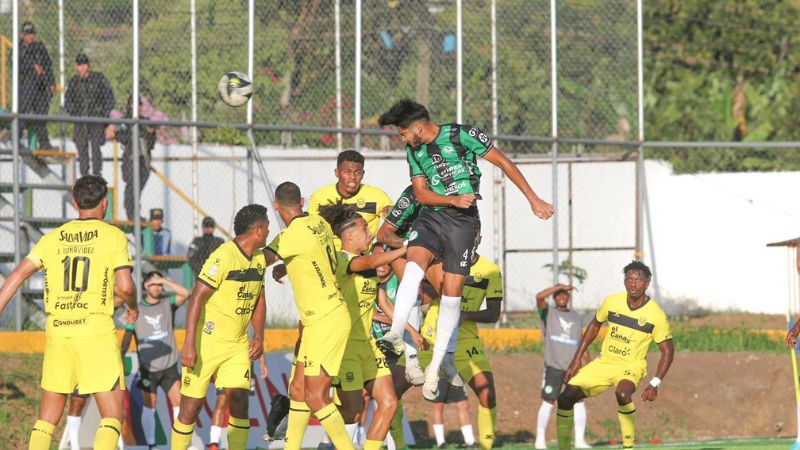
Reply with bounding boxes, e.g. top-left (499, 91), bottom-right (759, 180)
top-left (233, 239), bottom-right (253, 261)
top-left (336, 183), bottom-right (363, 199)
top-left (289, 212), bottom-right (309, 225)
